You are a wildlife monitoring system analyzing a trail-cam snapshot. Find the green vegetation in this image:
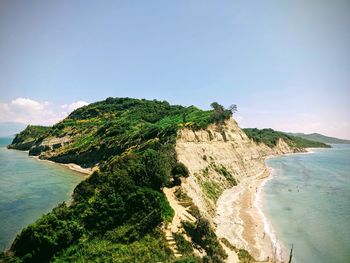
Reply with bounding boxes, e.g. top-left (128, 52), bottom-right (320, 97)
top-left (209, 102), bottom-right (235, 124)
top-left (197, 163), bottom-right (237, 204)
top-left (53, 231), bottom-right (173, 263)
top-left (4, 98), bottom-right (233, 263)
top-left (200, 181), bottom-right (222, 202)
top-left (212, 163), bottom-right (237, 186)
top-left (237, 249), bottom-right (255, 263)
top-left (243, 128), bottom-right (331, 148)
top-left (183, 218), bottom-right (227, 263)
top-left (7, 125), bottom-right (50, 150)
top-left (174, 188), bottom-right (193, 208)
top-left (219, 237), bottom-right (236, 251)
top-left (173, 233), bottom-right (195, 256)
top-left (172, 162), bottom-right (190, 185)
top-left (218, 238), bottom-right (255, 263)
top-left (23, 98), bottom-right (226, 167)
